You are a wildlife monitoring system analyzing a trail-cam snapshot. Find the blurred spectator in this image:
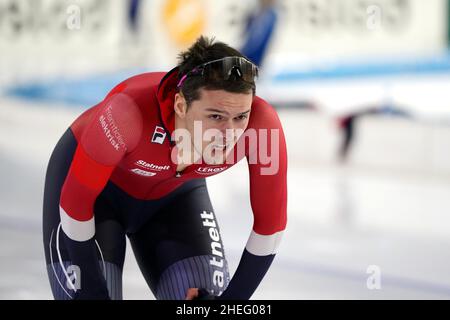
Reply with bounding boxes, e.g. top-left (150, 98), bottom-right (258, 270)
top-left (128, 0), bottom-right (142, 33)
top-left (241, 0), bottom-right (278, 67)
